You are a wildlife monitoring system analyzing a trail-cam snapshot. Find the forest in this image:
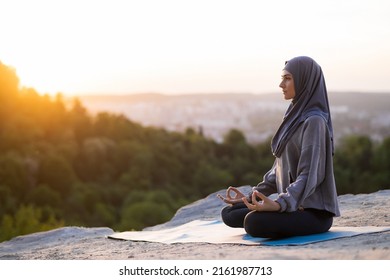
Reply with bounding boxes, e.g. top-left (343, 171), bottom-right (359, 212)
top-left (0, 61), bottom-right (389, 242)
